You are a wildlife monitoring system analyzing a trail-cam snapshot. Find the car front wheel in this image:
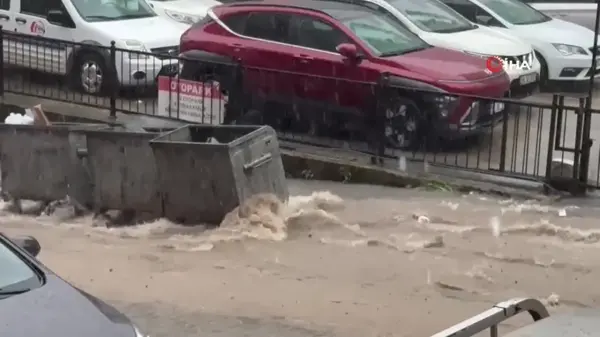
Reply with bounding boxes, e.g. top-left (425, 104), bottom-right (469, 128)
top-left (74, 52), bottom-right (109, 95)
top-left (384, 98), bottom-right (422, 150)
